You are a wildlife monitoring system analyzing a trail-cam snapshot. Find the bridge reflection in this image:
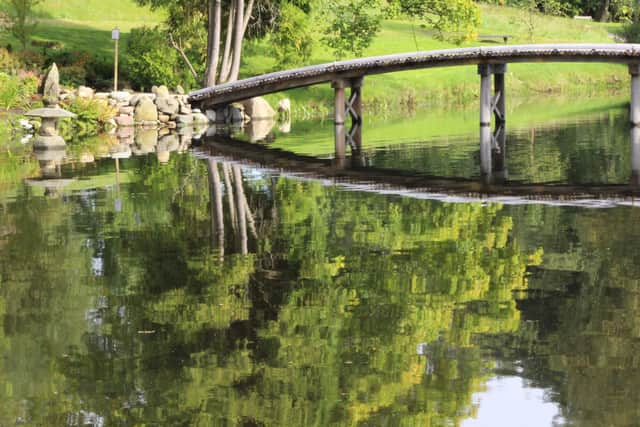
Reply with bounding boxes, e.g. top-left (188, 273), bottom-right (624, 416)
top-left (200, 122), bottom-right (640, 206)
